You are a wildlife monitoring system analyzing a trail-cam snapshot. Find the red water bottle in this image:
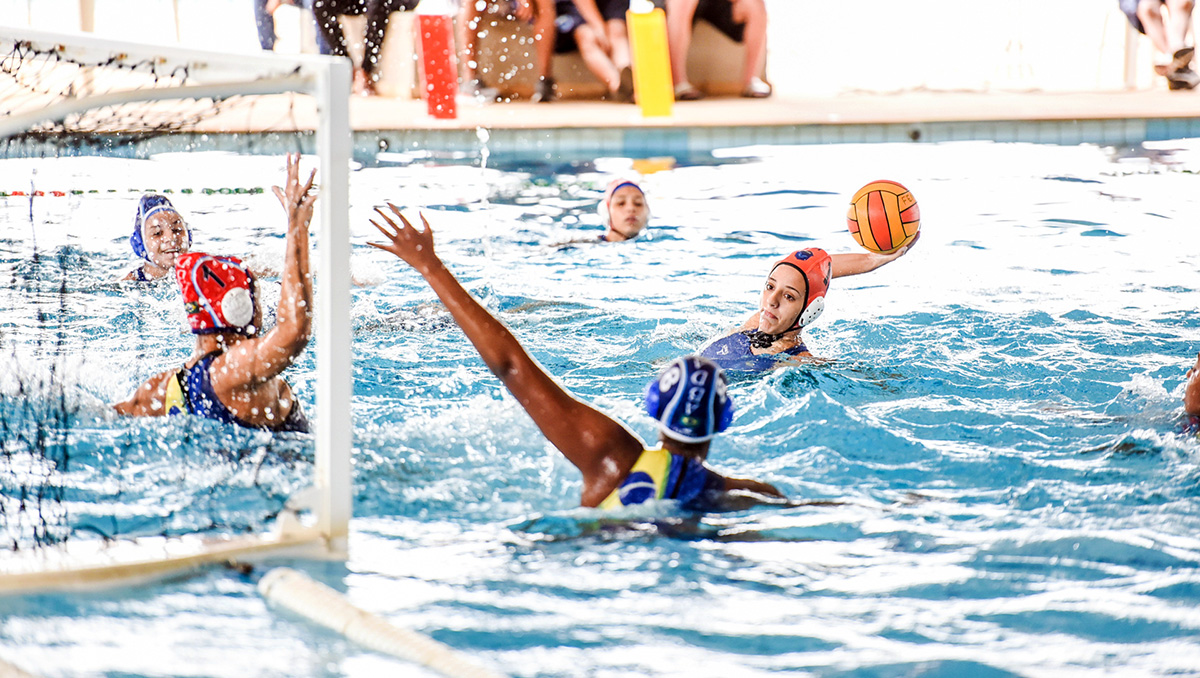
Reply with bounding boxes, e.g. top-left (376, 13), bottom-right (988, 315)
top-left (415, 0), bottom-right (457, 119)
